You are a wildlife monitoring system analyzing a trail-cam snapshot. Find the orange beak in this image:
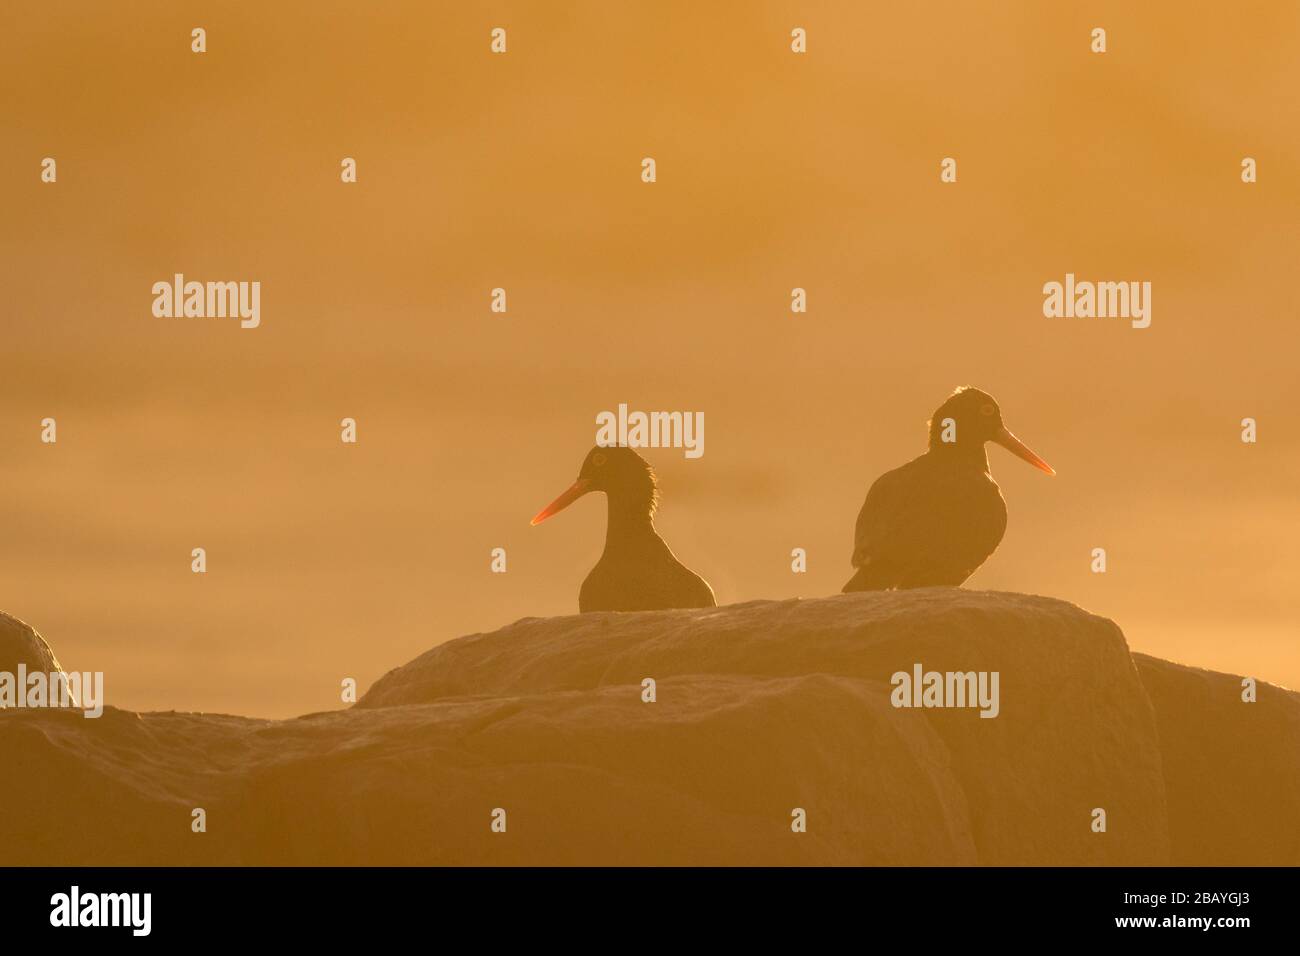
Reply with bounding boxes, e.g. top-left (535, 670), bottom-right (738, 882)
top-left (992, 425), bottom-right (1056, 476)
top-left (530, 478), bottom-right (594, 525)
